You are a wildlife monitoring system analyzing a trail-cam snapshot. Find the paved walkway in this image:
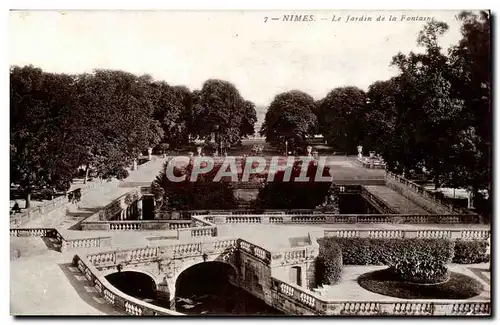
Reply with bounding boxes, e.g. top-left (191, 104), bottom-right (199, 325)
top-left (11, 251), bottom-right (123, 315)
top-left (364, 185), bottom-right (430, 214)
